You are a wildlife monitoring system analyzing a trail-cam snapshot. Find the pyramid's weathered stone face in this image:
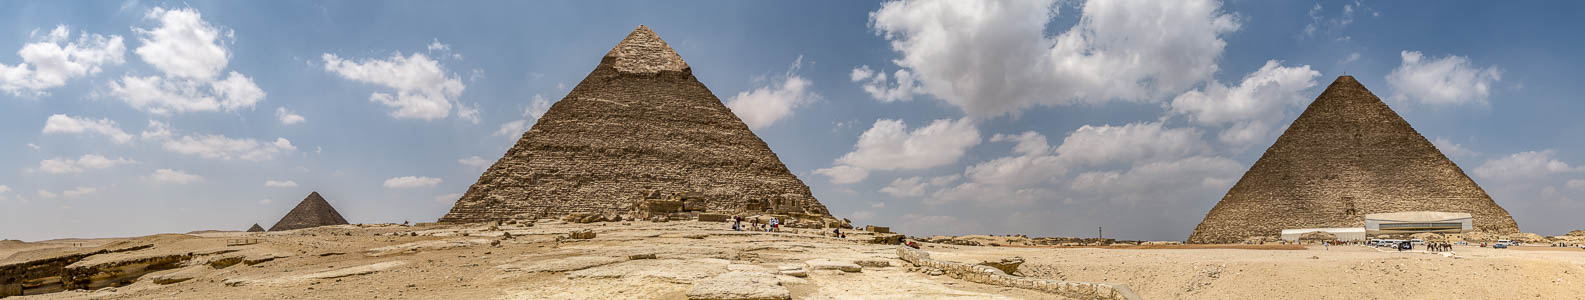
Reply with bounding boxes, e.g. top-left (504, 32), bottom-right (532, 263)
top-left (1187, 76), bottom-right (1519, 244)
top-left (439, 26), bottom-right (833, 223)
top-left (269, 192), bottom-right (349, 231)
